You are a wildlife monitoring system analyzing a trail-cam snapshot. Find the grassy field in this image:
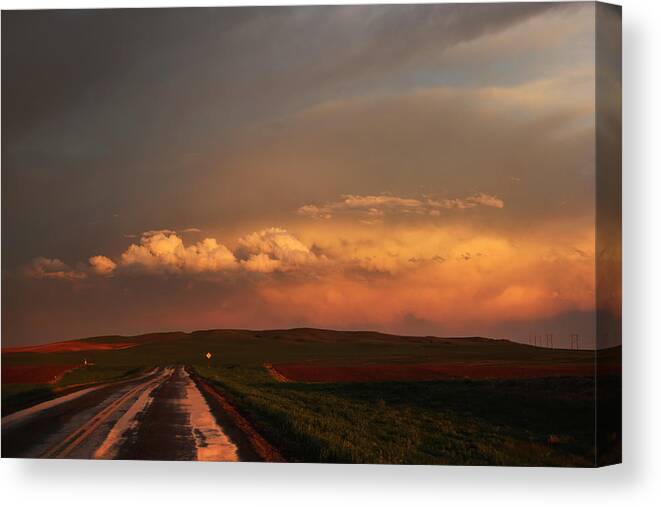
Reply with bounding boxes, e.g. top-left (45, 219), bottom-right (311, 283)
top-left (1, 364), bottom-right (146, 416)
top-left (1, 329), bottom-right (605, 369)
top-left (1, 328), bottom-right (621, 465)
top-left (193, 363), bottom-right (620, 466)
